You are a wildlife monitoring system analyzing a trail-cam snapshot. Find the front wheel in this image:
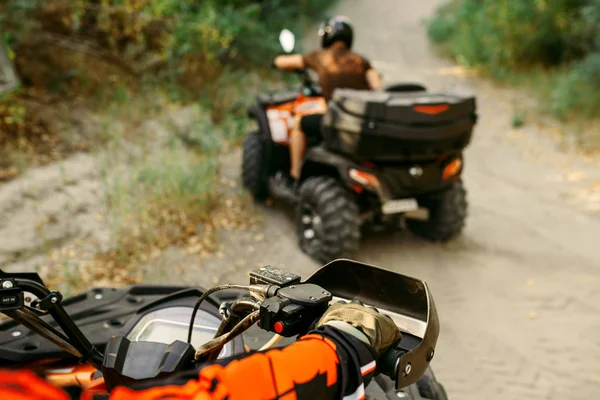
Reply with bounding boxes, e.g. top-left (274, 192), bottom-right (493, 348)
top-left (407, 181), bottom-right (467, 241)
top-left (296, 176), bottom-right (360, 263)
top-left (241, 131), bottom-right (268, 201)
